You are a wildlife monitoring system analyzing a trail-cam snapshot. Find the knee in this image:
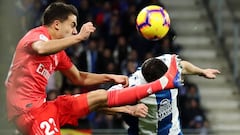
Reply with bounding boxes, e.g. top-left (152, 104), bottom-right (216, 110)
top-left (87, 89), bottom-right (108, 106)
top-left (92, 89), bottom-right (108, 100)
